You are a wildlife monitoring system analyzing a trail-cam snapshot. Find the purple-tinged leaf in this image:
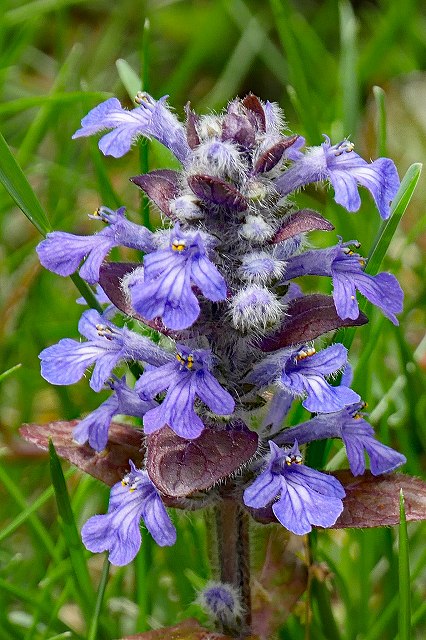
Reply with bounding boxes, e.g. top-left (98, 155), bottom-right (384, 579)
top-left (147, 421), bottom-right (258, 497)
top-left (20, 420), bottom-right (144, 487)
top-left (222, 113), bottom-right (256, 148)
top-left (248, 471), bottom-right (426, 529)
top-left (251, 527), bottom-right (308, 637)
top-left (331, 471), bottom-right (426, 528)
top-left (242, 94), bottom-right (266, 132)
top-left (188, 174), bottom-right (248, 212)
top-left (118, 619), bottom-right (247, 640)
top-left (261, 294), bottom-right (368, 351)
top-left (130, 169), bottom-right (180, 218)
top-left (185, 103), bottom-right (200, 149)
top-left (271, 209), bottom-right (334, 244)
top-left (254, 136), bottom-right (300, 174)
top-left (98, 262), bottom-right (171, 335)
